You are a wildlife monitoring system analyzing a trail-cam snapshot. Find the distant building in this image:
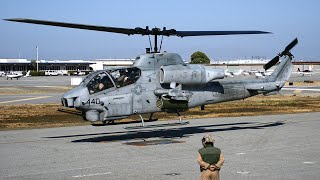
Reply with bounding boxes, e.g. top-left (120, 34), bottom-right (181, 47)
top-left (0, 59), bottom-right (30, 72)
top-left (210, 59), bottom-right (320, 72)
top-left (0, 58), bottom-right (136, 73)
top-left (1, 57), bottom-right (320, 74)
top-left (0, 59), bottom-right (94, 73)
top-left (37, 59), bottom-right (94, 71)
top-left (209, 58), bottom-right (273, 71)
top-left (89, 59), bottom-right (134, 71)
top-left (212, 58), bottom-right (270, 65)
